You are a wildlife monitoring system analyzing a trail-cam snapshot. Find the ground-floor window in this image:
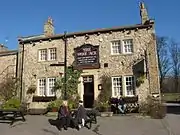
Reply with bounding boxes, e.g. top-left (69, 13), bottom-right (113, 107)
top-left (37, 77), bottom-right (56, 96)
top-left (112, 75), bottom-right (135, 97)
